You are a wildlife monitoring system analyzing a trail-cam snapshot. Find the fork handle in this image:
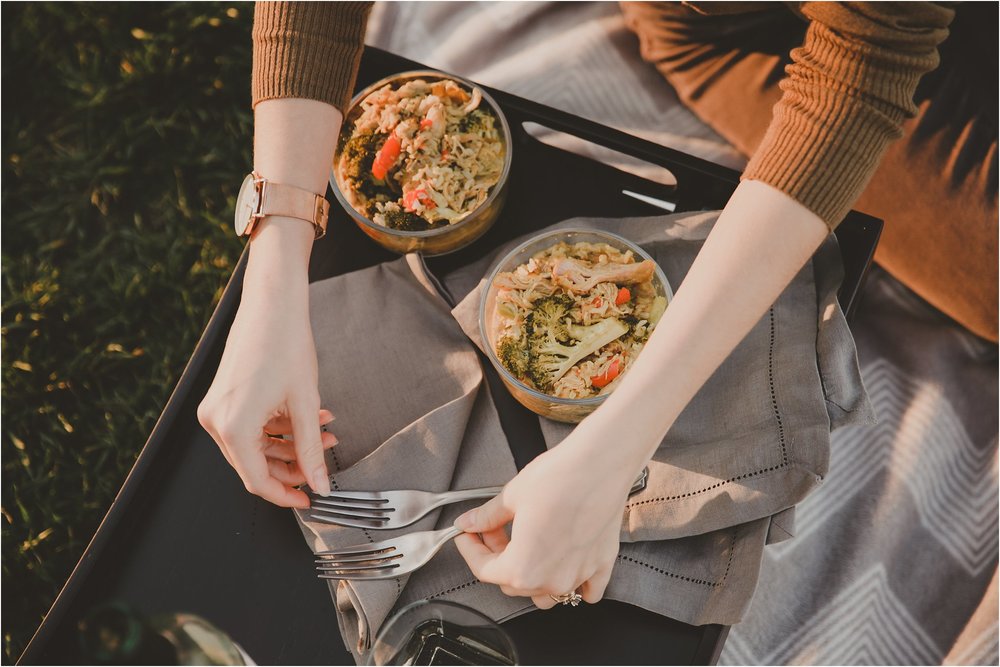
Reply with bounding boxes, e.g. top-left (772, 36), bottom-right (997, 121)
top-left (429, 486), bottom-right (505, 510)
top-left (436, 525), bottom-right (466, 542)
top-left (430, 467), bottom-right (647, 512)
